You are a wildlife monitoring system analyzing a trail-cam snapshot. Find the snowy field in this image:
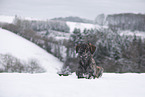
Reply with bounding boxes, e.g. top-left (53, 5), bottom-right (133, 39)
top-left (66, 21), bottom-right (101, 32)
top-left (0, 73), bottom-right (145, 97)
